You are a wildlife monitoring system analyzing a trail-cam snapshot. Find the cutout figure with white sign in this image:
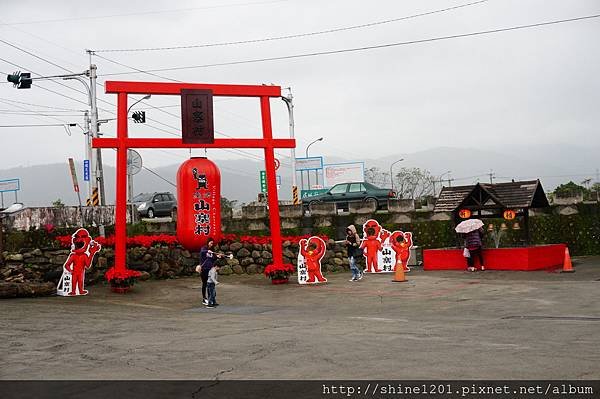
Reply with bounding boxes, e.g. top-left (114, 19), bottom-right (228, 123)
top-left (297, 236), bottom-right (327, 284)
top-left (57, 228), bottom-right (101, 296)
top-left (360, 220), bottom-right (414, 273)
